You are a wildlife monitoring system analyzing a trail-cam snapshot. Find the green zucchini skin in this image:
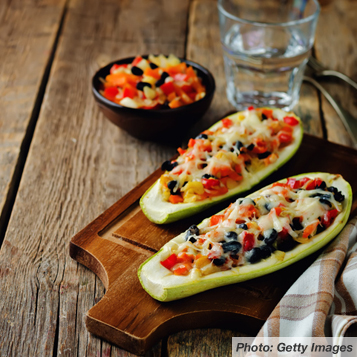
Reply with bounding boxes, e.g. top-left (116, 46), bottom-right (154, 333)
top-left (140, 109), bottom-right (303, 224)
top-left (138, 173), bottom-right (352, 302)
